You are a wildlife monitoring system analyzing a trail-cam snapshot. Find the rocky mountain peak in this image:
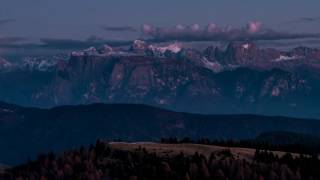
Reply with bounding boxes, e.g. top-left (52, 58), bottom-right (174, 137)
top-left (130, 40), bottom-right (148, 53)
top-left (226, 41), bottom-right (258, 54)
top-left (203, 46), bottom-right (216, 61)
top-left (97, 44), bottom-right (113, 54)
top-left (146, 43), bottom-right (182, 57)
top-left (289, 47), bottom-right (320, 60)
top-left (0, 58), bottom-right (11, 69)
top-left (220, 42), bottom-right (257, 65)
